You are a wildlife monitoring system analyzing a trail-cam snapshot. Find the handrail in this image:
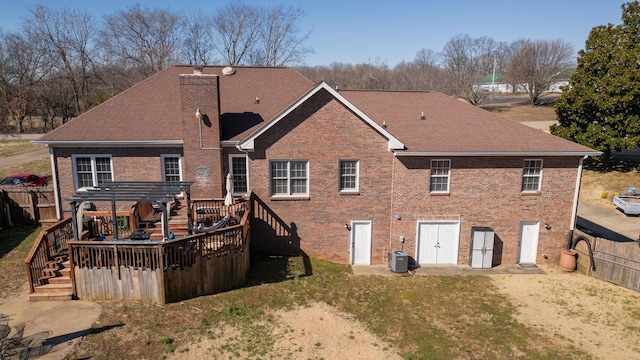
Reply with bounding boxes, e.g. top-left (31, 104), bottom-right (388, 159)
top-left (70, 199), bottom-right (251, 272)
top-left (24, 218), bottom-right (74, 294)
